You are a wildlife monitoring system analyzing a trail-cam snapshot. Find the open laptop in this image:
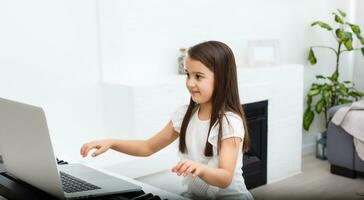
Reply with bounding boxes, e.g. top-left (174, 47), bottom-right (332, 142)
top-left (0, 98), bottom-right (142, 199)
